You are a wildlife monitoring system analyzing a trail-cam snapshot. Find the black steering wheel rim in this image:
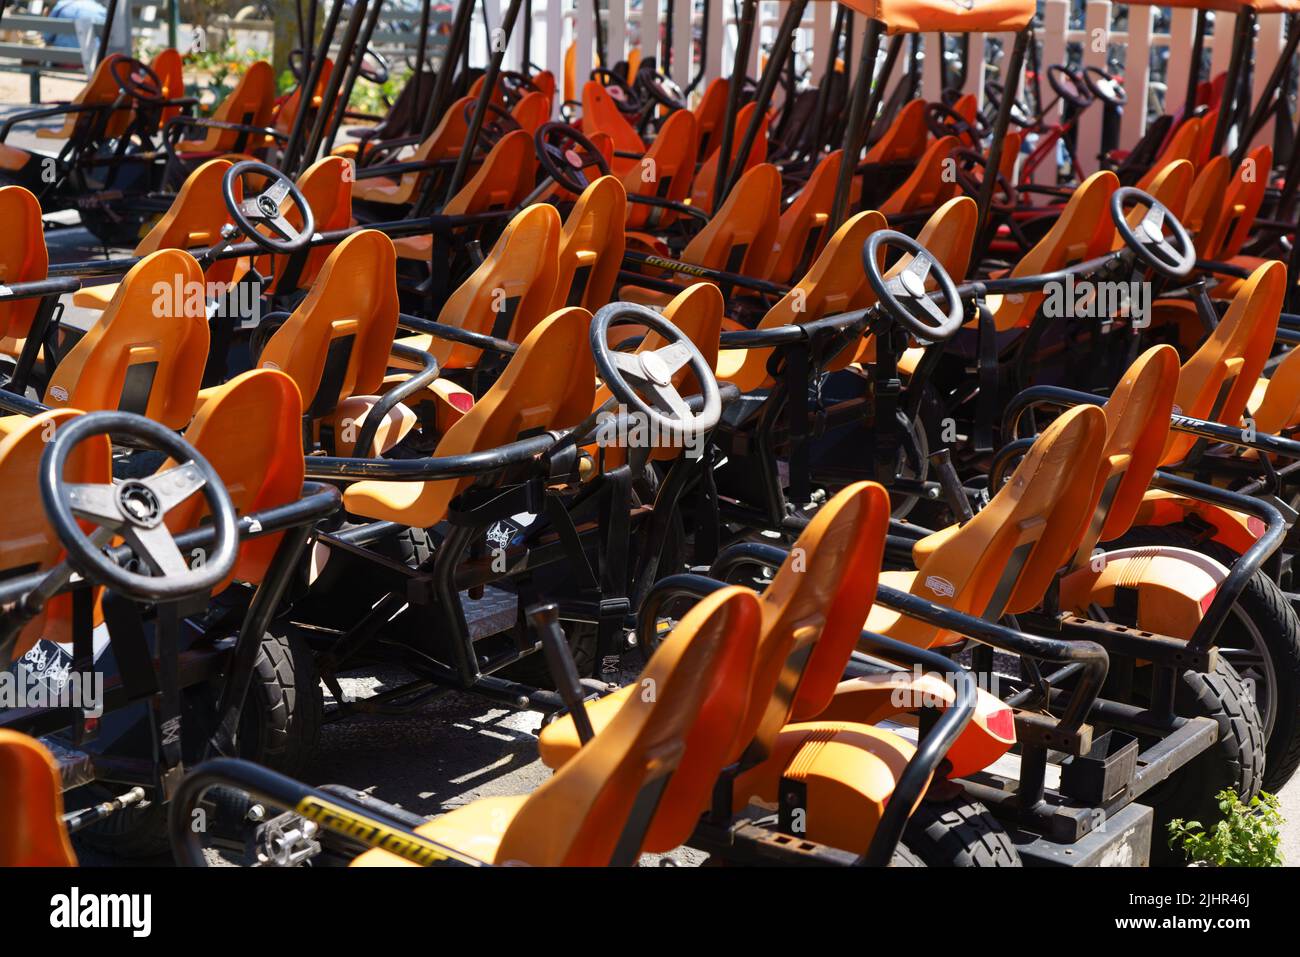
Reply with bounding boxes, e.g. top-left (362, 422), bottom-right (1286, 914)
top-left (1110, 186), bottom-right (1196, 278)
top-left (359, 47), bottom-right (390, 85)
top-left (111, 56), bottom-right (165, 103)
top-left (463, 99), bottom-right (521, 149)
top-left (590, 302), bottom-right (722, 441)
top-left (535, 121), bottom-right (610, 194)
top-left (636, 68), bottom-right (686, 111)
top-left (1083, 66), bottom-right (1127, 107)
top-left (925, 102), bottom-right (987, 144)
top-left (952, 147), bottom-right (1017, 212)
top-left (222, 160), bottom-right (315, 255)
top-left (983, 80), bottom-right (1035, 129)
top-left (1048, 65), bottom-right (1093, 110)
top-left (592, 67), bottom-right (645, 114)
top-left (40, 412), bottom-right (239, 603)
top-left (864, 230), bottom-right (965, 343)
